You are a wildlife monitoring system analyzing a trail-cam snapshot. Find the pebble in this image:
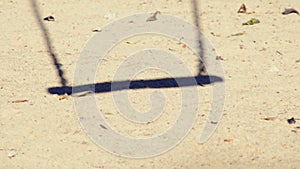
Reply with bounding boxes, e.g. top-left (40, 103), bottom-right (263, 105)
top-left (104, 13), bottom-right (116, 20)
top-left (269, 66), bottom-right (279, 72)
top-left (7, 151), bottom-right (16, 159)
